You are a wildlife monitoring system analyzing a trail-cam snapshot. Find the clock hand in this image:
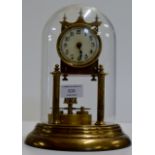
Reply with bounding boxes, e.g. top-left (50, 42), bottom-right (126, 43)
top-left (79, 50), bottom-right (83, 60)
top-left (76, 42), bottom-right (83, 60)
